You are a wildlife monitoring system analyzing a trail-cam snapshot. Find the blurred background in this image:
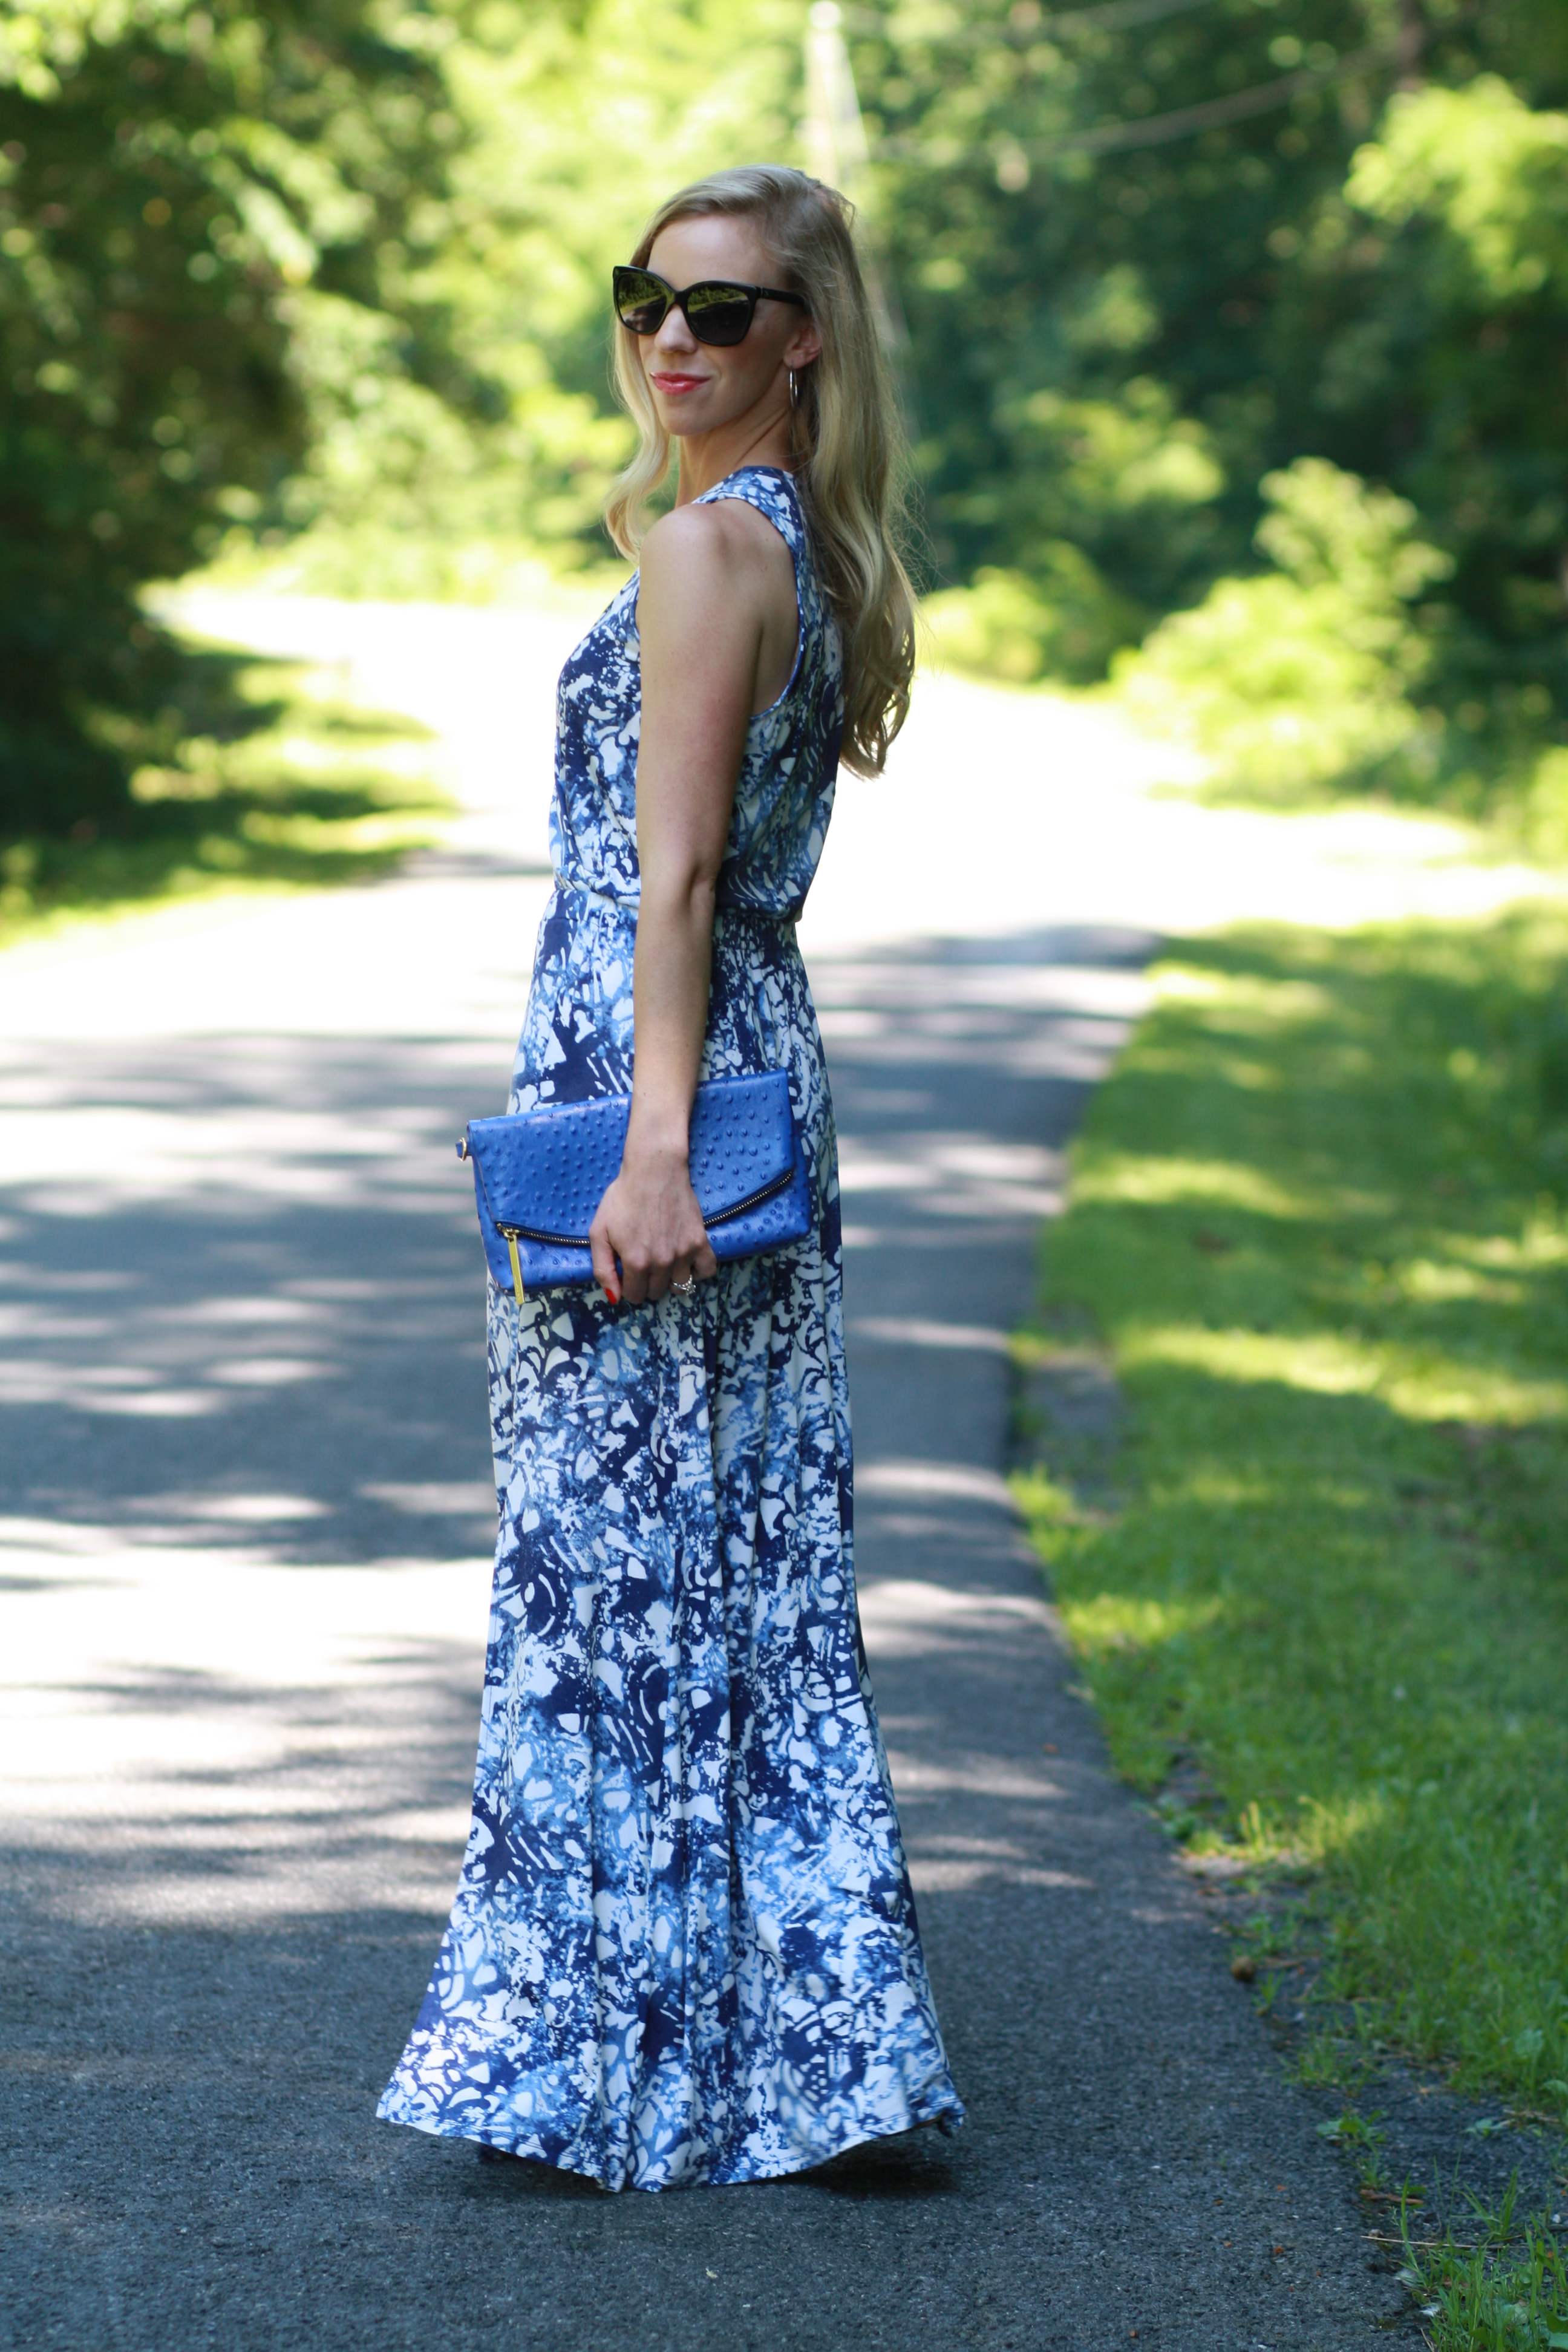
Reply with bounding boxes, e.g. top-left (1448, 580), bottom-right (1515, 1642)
top-left (1, 0), bottom-right (1565, 929)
